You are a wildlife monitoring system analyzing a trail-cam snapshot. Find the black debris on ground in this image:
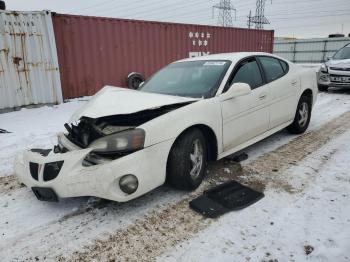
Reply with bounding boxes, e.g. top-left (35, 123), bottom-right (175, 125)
top-left (0, 128), bottom-right (11, 133)
top-left (228, 152), bottom-right (249, 162)
top-left (304, 245), bottom-right (314, 255)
